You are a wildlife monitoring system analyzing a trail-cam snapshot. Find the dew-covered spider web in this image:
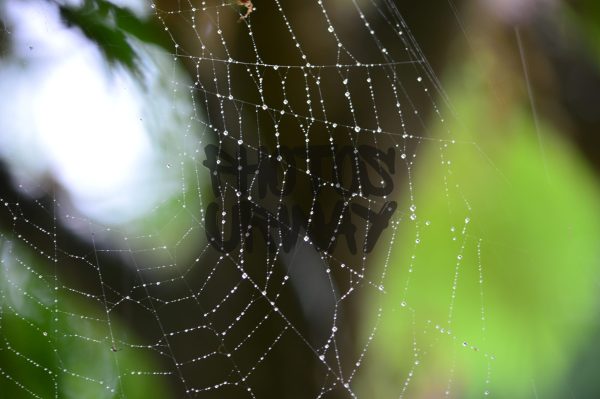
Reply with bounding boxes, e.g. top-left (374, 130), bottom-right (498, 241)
top-left (0, 0), bottom-right (495, 397)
